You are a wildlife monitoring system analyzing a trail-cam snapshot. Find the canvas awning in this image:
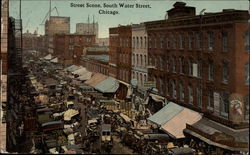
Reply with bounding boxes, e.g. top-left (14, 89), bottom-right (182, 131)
top-left (43, 54), bottom-right (52, 60)
top-left (84, 73), bottom-right (107, 87)
top-left (65, 65), bottom-right (80, 72)
top-left (149, 93), bottom-right (166, 103)
top-left (94, 77), bottom-right (119, 93)
top-left (64, 109), bottom-right (79, 121)
top-left (77, 72), bottom-right (92, 81)
top-left (147, 102), bottom-right (184, 126)
top-left (160, 108), bottom-right (202, 139)
top-left (119, 113), bottom-right (131, 123)
top-left (72, 67), bottom-right (87, 75)
top-left (50, 57), bottom-right (58, 63)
